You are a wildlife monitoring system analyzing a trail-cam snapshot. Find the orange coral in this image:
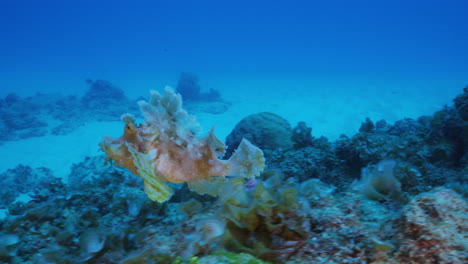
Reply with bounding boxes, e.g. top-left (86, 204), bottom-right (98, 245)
top-left (100, 87), bottom-right (265, 202)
